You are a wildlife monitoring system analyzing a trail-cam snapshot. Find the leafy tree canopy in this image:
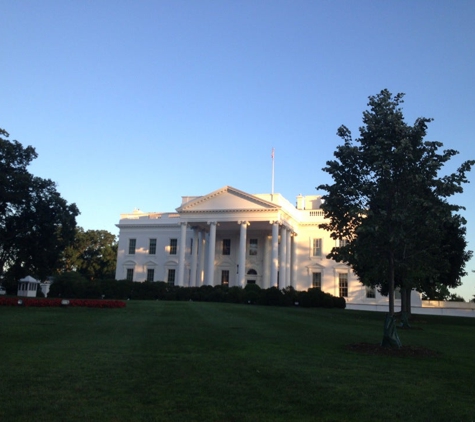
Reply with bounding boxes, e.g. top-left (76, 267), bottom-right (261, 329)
top-left (318, 90), bottom-right (474, 315)
top-left (0, 127), bottom-right (79, 281)
top-left (57, 227), bottom-right (117, 280)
